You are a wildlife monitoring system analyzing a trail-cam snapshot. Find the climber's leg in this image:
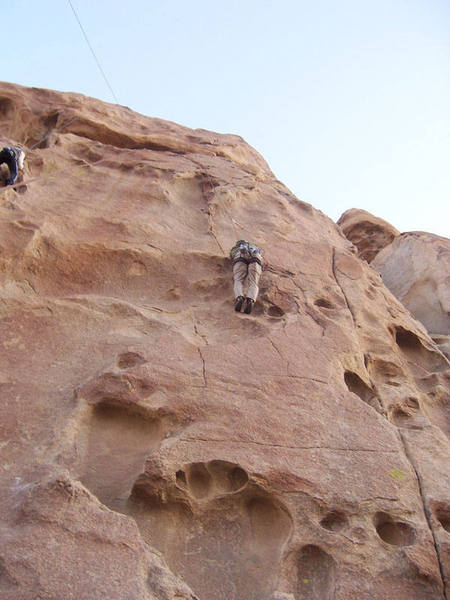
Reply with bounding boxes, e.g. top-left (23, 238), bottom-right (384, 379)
top-left (247, 261), bottom-right (262, 301)
top-left (16, 148), bottom-right (25, 170)
top-left (233, 260), bottom-right (248, 300)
